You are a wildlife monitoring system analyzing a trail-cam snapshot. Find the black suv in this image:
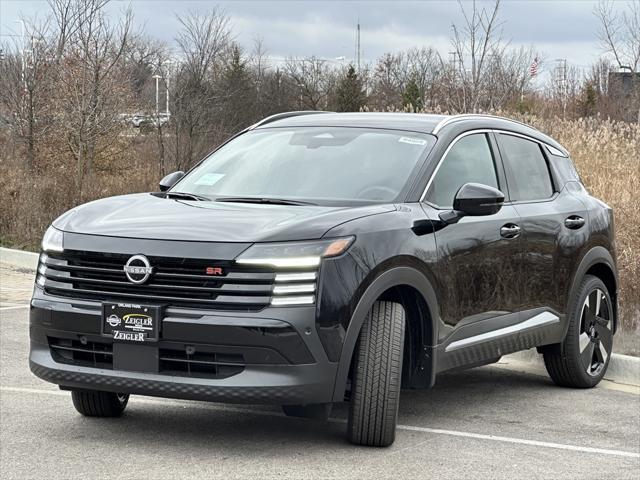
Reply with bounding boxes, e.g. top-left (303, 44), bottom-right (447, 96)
top-left (30, 112), bottom-right (618, 447)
